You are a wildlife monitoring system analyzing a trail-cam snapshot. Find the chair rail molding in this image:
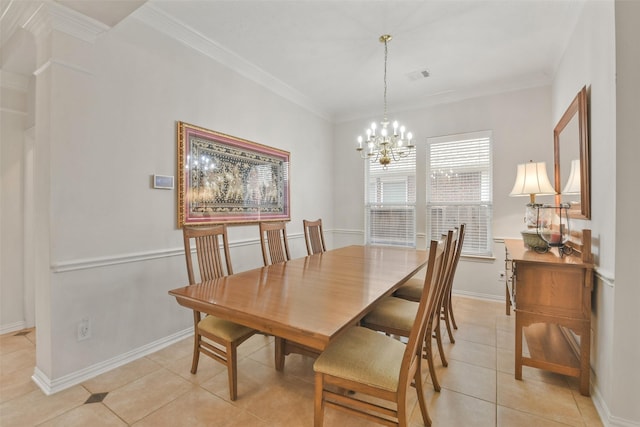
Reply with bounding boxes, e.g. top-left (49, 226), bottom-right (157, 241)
top-left (50, 232), bottom-right (306, 273)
